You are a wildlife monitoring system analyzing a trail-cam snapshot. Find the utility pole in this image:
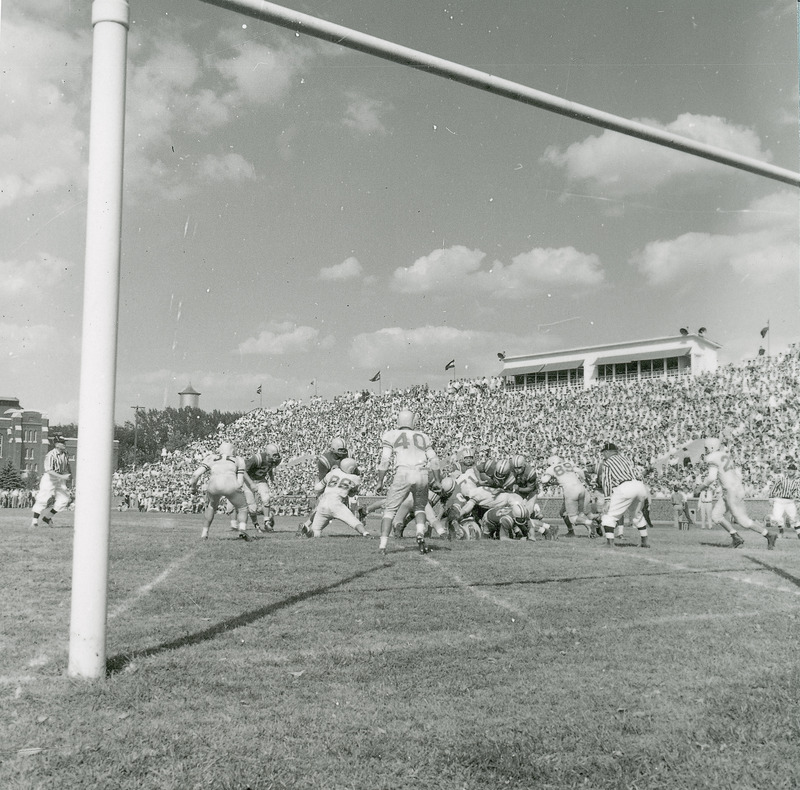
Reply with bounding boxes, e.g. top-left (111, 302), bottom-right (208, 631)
top-left (131, 405), bottom-right (143, 469)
